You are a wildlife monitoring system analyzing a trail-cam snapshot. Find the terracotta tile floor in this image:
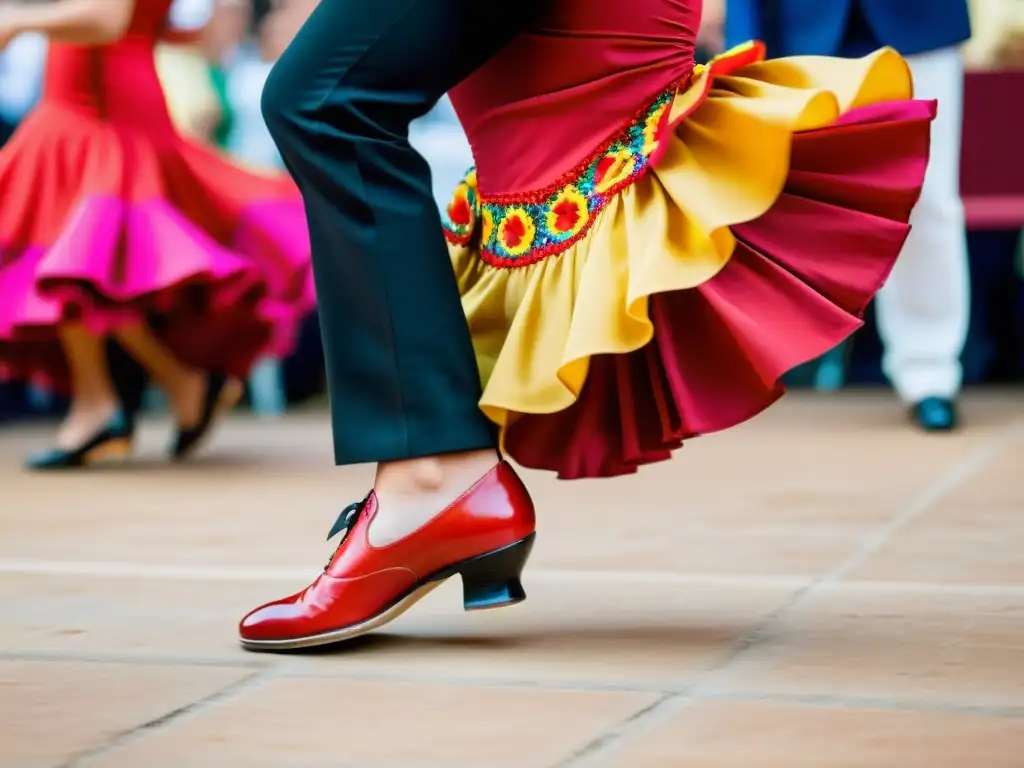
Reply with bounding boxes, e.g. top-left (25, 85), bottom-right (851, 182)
top-left (1, 390), bottom-right (1022, 767)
